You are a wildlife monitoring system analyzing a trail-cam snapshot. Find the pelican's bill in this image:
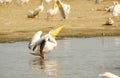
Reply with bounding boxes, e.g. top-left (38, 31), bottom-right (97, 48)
top-left (51, 25), bottom-right (64, 38)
